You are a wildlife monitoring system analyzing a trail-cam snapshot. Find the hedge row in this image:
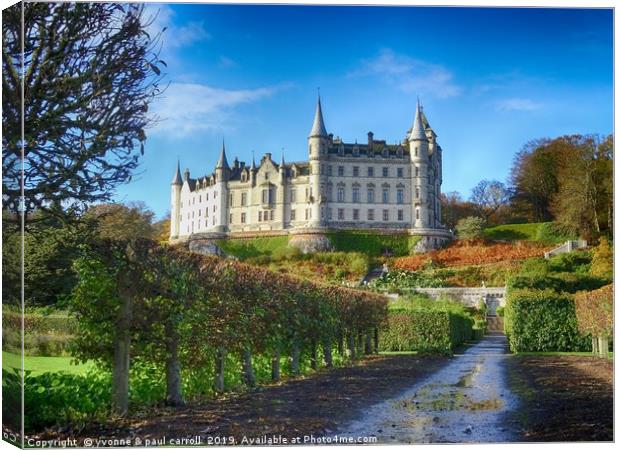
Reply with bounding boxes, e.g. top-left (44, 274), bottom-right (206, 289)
top-left (378, 308), bottom-right (474, 355)
top-left (508, 273), bottom-right (607, 294)
top-left (504, 288), bottom-right (590, 352)
top-left (575, 284), bottom-right (613, 338)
